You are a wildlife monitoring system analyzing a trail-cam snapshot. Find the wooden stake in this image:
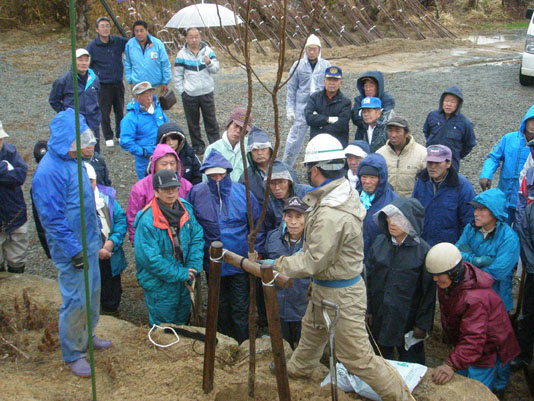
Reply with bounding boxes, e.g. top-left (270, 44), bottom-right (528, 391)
top-left (202, 241), bottom-right (223, 394)
top-left (261, 264), bottom-right (291, 401)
